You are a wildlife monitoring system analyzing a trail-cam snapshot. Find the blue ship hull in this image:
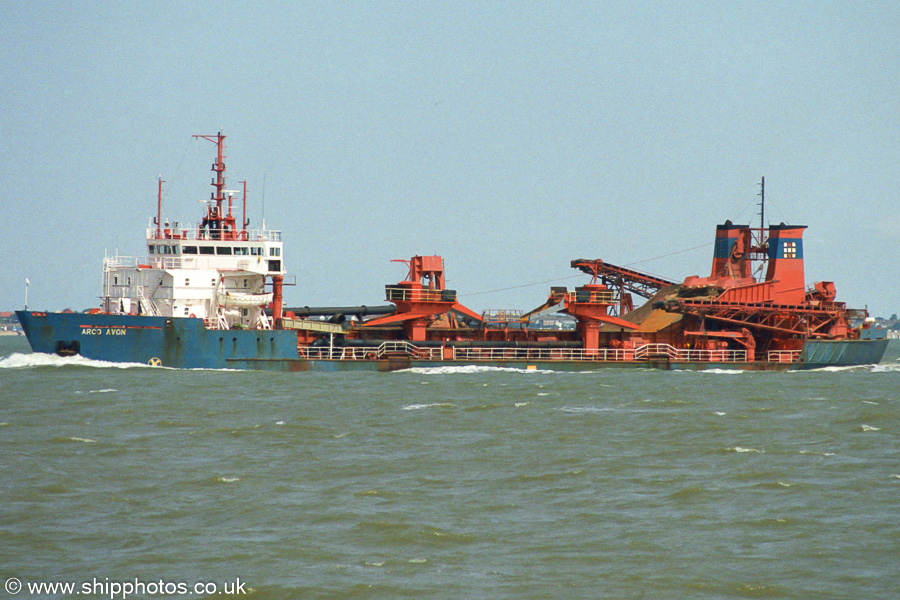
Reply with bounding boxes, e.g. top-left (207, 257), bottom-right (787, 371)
top-left (15, 311), bottom-right (888, 371)
top-left (800, 338), bottom-right (890, 369)
top-left (16, 311), bottom-right (298, 369)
